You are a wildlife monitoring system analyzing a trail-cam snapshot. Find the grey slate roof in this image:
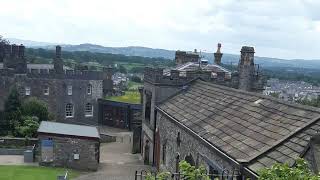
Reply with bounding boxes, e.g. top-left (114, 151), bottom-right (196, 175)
top-left (38, 121), bottom-right (100, 139)
top-left (157, 80), bottom-right (320, 174)
top-left (163, 62), bottom-right (231, 76)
